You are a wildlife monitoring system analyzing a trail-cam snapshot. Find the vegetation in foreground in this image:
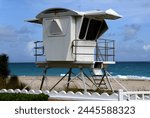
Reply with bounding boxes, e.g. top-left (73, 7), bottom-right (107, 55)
top-left (0, 93), bottom-right (49, 101)
top-left (0, 54), bottom-right (9, 79)
top-left (0, 54), bottom-right (29, 89)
